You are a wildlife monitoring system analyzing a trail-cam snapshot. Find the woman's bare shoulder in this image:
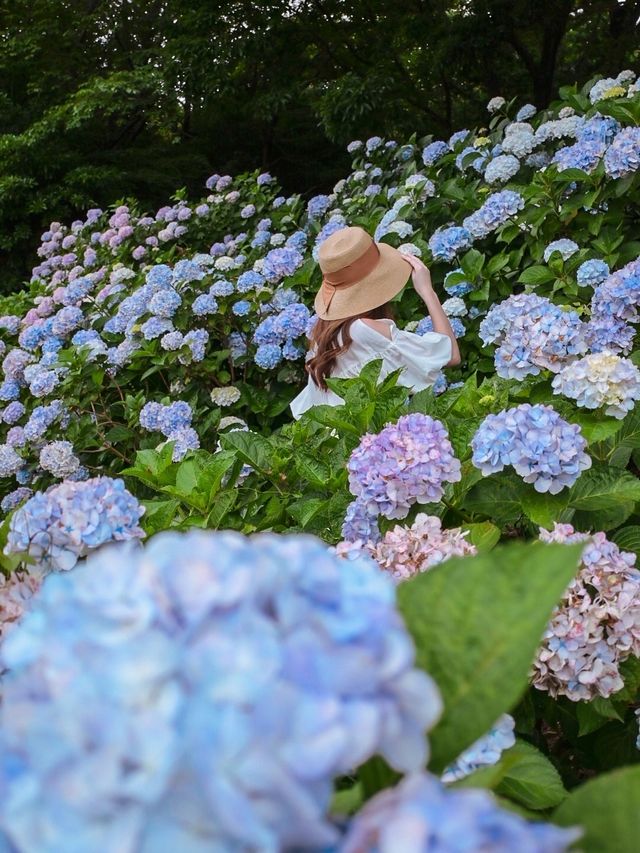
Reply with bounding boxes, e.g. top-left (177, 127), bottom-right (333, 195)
top-left (358, 318), bottom-right (393, 340)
